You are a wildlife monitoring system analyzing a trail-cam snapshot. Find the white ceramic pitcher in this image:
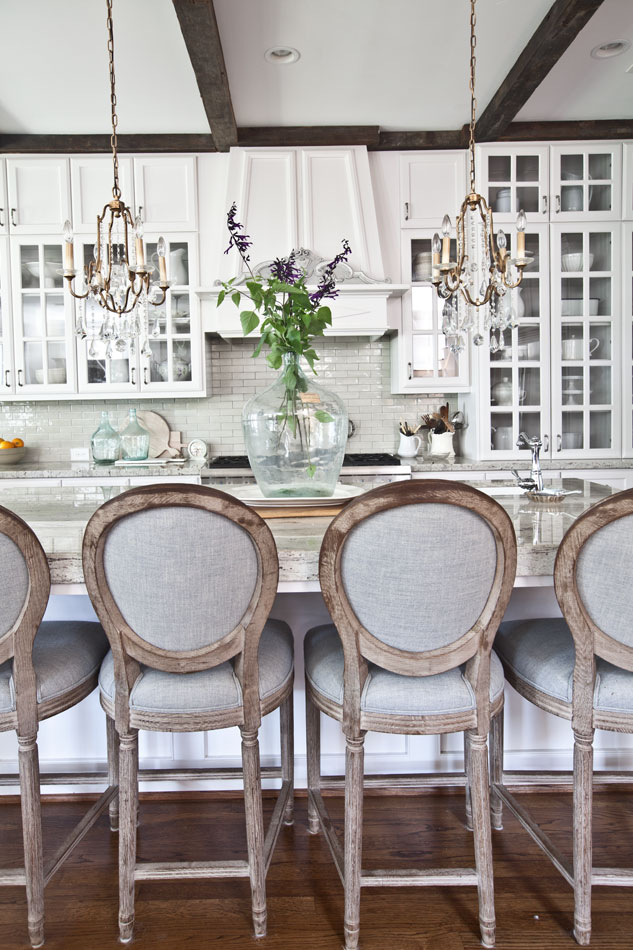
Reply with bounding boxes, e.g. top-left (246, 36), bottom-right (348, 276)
top-left (397, 433), bottom-right (421, 457)
top-left (427, 430), bottom-right (455, 459)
